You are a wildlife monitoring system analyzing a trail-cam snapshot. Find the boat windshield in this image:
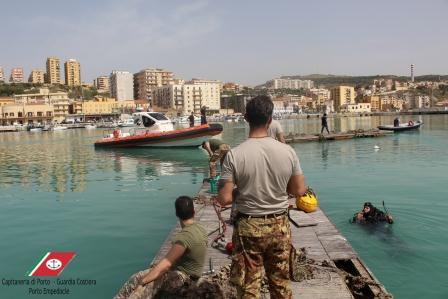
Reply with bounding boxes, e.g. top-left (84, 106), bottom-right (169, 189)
top-left (149, 113), bottom-right (168, 121)
top-left (142, 116), bottom-right (156, 127)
